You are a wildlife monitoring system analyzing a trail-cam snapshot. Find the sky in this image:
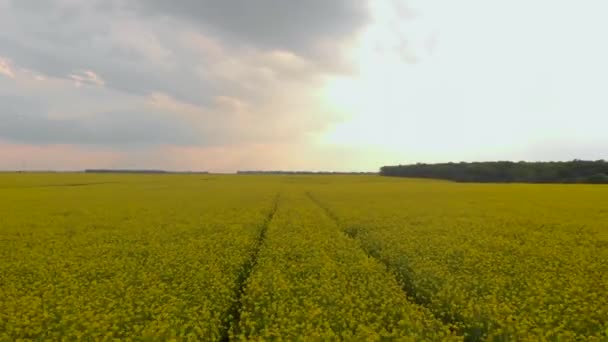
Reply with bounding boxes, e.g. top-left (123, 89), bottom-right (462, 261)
top-left (1, 0), bottom-right (607, 172)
